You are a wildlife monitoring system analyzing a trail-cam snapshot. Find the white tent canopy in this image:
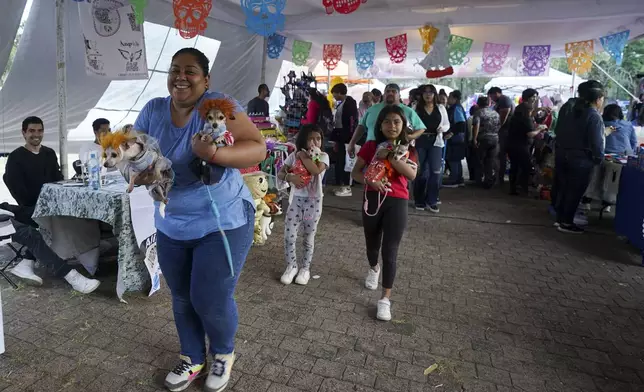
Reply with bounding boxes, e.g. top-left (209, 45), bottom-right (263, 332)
top-left (1, 0), bottom-right (643, 152)
top-left (484, 68), bottom-right (587, 98)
